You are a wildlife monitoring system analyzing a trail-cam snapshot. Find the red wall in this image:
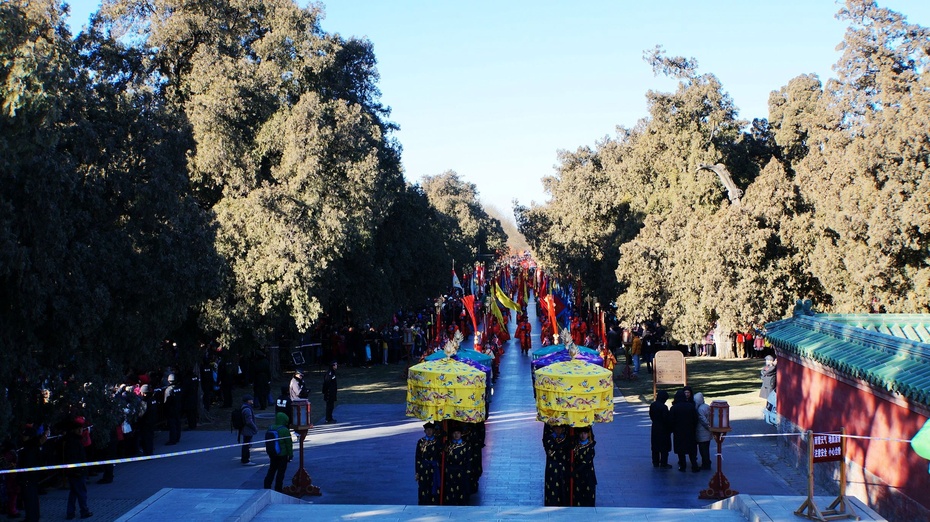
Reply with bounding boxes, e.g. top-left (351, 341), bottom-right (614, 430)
top-left (779, 355), bottom-right (930, 509)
